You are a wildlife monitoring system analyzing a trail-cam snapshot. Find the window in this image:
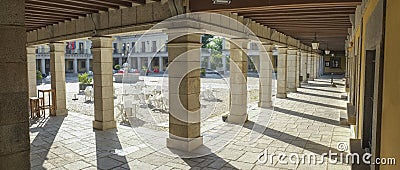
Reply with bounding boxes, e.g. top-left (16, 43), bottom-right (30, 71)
top-left (141, 42), bottom-right (146, 53)
top-left (131, 42), bottom-right (135, 53)
top-left (113, 43), bottom-right (118, 54)
top-left (331, 57), bottom-right (341, 68)
top-left (152, 41), bottom-right (157, 52)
